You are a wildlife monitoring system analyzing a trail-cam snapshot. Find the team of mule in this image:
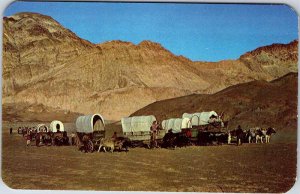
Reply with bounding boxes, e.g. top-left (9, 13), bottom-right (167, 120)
top-left (228, 126), bottom-right (276, 145)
